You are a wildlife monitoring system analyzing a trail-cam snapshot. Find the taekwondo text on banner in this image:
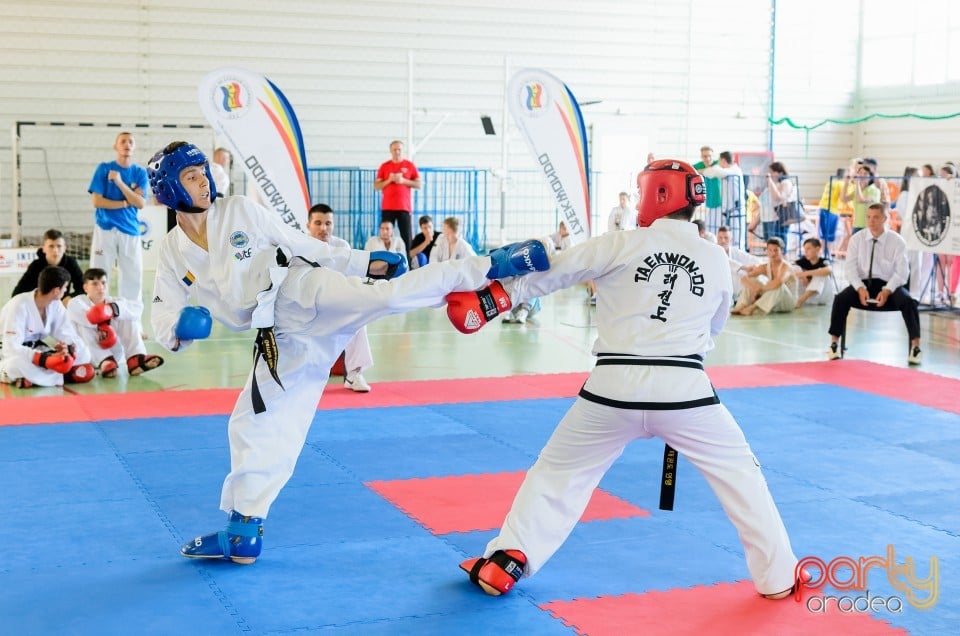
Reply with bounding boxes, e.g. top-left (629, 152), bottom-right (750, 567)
top-left (198, 67), bottom-right (311, 231)
top-left (901, 177), bottom-right (960, 255)
top-left (507, 68), bottom-right (591, 244)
